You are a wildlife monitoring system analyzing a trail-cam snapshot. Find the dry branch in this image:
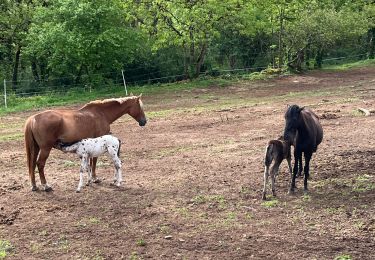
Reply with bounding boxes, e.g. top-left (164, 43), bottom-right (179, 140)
top-left (358, 108), bottom-right (371, 116)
